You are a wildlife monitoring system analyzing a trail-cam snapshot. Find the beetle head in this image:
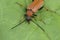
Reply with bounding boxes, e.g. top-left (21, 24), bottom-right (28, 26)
top-left (24, 14), bottom-right (31, 23)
